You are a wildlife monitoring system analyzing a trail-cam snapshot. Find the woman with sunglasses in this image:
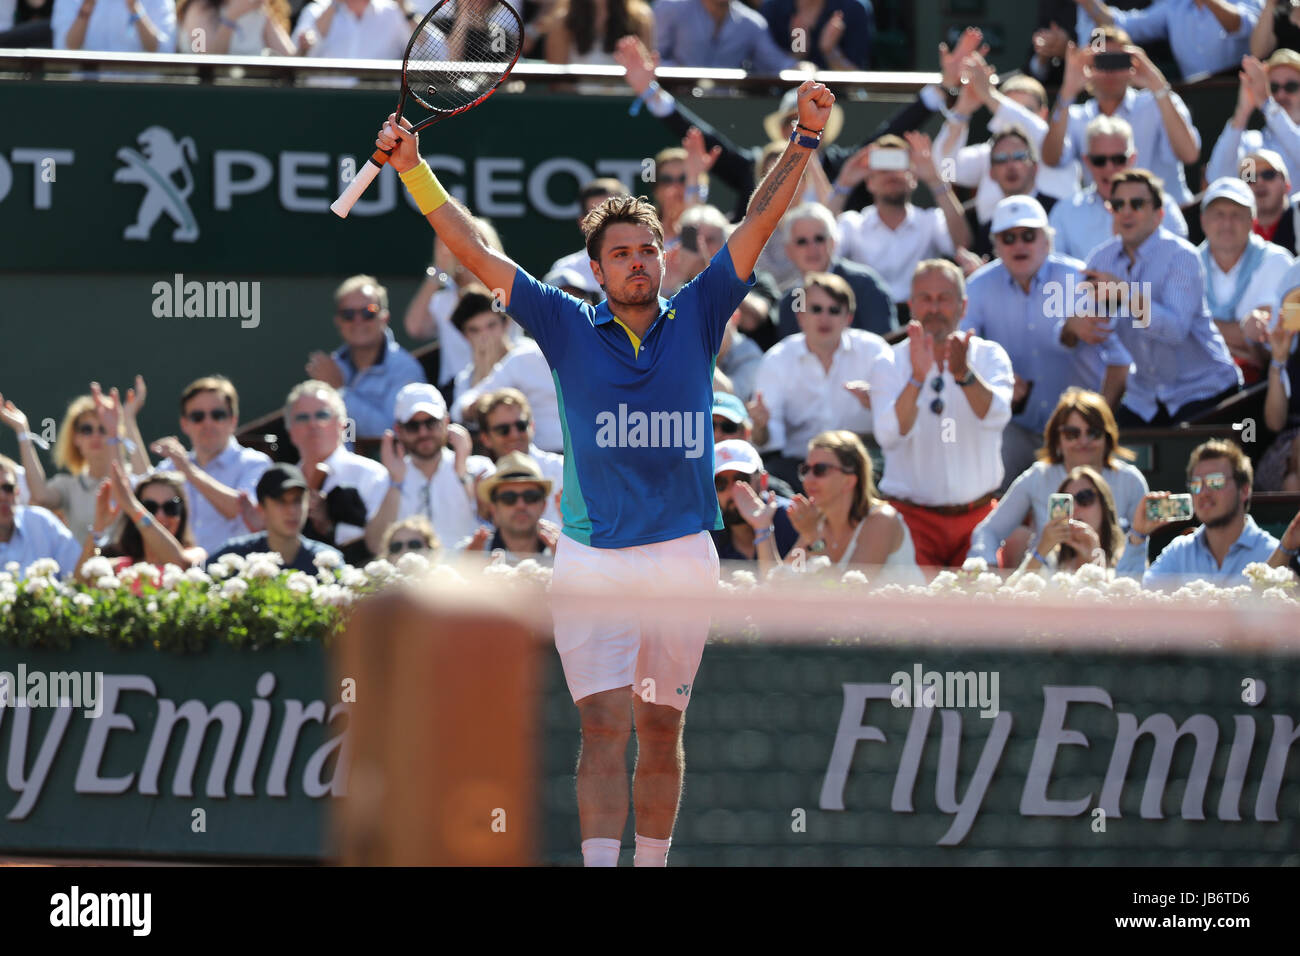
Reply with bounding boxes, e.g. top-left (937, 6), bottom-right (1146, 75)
top-left (777, 430), bottom-right (923, 582)
top-left (379, 515), bottom-right (441, 564)
top-left (1015, 466), bottom-right (1128, 577)
top-left (0, 381), bottom-right (150, 544)
top-left (969, 388), bottom-right (1149, 570)
top-left (75, 465), bottom-right (205, 582)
